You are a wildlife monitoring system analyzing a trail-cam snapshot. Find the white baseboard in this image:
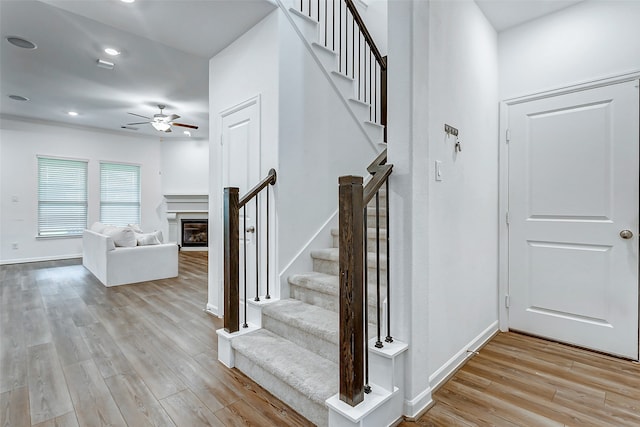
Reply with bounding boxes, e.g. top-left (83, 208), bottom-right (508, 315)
top-left (428, 320), bottom-right (499, 392)
top-left (205, 303), bottom-right (220, 317)
top-left (403, 386), bottom-right (434, 420)
top-left (0, 253), bottom-right (82, 265)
